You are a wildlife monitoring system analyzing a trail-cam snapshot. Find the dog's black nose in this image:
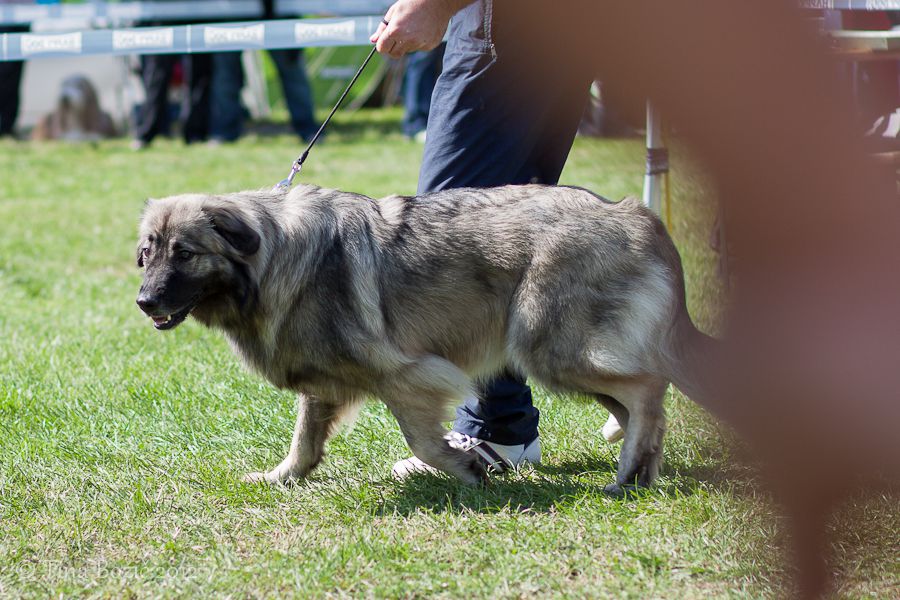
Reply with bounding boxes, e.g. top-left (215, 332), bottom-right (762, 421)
top-left (136, 294), bottom-right (159, 313)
